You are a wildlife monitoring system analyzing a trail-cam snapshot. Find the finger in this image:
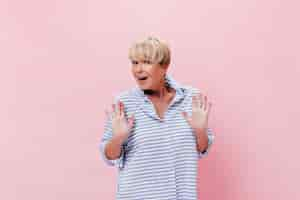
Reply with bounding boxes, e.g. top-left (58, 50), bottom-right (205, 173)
top-left (195, 93), bottom-right (202, 108)
top-left (207, 102), bottom-right (212, 116)
top-left (182, 111), bottom-right (192, 124)
top-left (127, 115), bottom-right (135, 130)
top-left (119, 101), bottom-right (124, 117)
top-left (182, 111), bottom-right (188, 120)
top-left (198, 93), bottom-right (203, 108)
top-left (203, 95), bottom-right (208, 111)
top-left (115, 100), bottom-right (121, 117)
top-left (104, 108), bottom-right (111, 120)
top-left (111, 104), bottom-right (116, 118)
top-left (120, 101), bottom-right (125, 118)
top-left (192, 95), bottom-right (198, 109)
